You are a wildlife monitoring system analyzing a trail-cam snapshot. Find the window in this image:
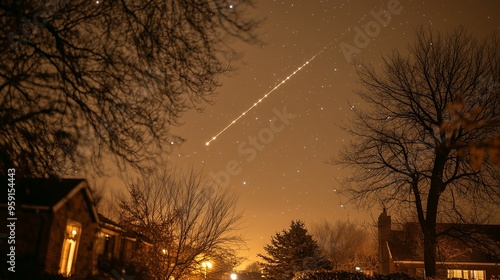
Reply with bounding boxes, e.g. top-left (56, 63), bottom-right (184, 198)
top-left (447, 269), bottom-right (485, 280)
top-left (104, 234), bottom-right (115, 259)
top-left (59, 220), bottom-right (82, 276)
